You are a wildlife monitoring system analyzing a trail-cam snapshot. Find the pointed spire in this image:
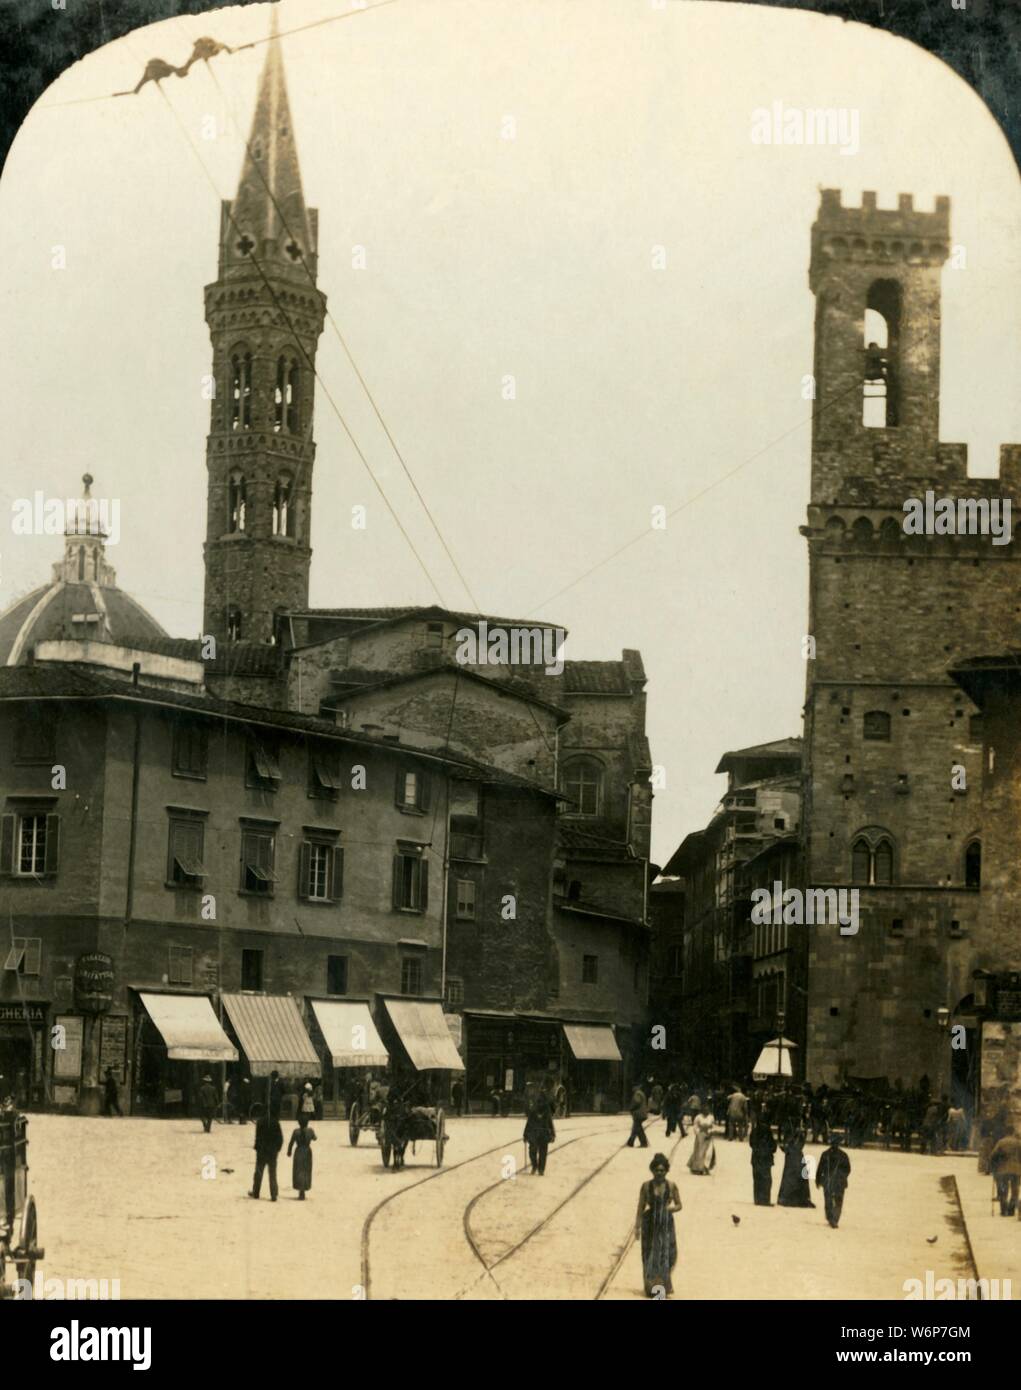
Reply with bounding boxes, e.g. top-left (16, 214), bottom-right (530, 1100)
top-left (229, 13), bottom-right (312, 270)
